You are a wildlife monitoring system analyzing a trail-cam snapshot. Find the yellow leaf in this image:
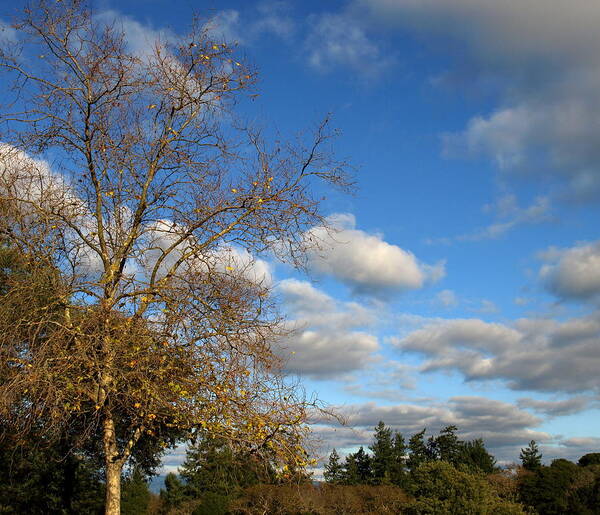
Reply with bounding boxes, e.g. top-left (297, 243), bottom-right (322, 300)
top-left (212, 45), bottom-right (219, 50)
top-left (225, 266), bottom-right (234, 271)
top-left (148, 104), bottom-right (156, 109)
top-left (231, 188), bottom-right (237, 193)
